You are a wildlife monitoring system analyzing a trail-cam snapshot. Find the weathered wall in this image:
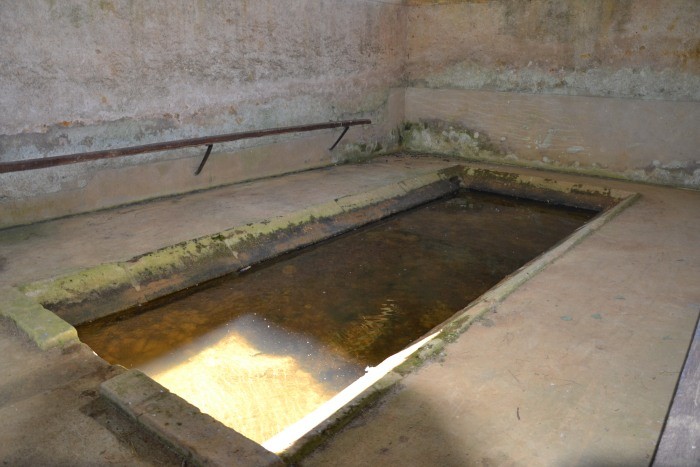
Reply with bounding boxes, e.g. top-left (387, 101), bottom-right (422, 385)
top-left (0, 0), bottom-right (406, 228)
top-left (404, 0), bottom-right (700, 187)
top-left (406, 0), bottom-right (699, 100)
top-left (3, 0), bottom-right (699, 229)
